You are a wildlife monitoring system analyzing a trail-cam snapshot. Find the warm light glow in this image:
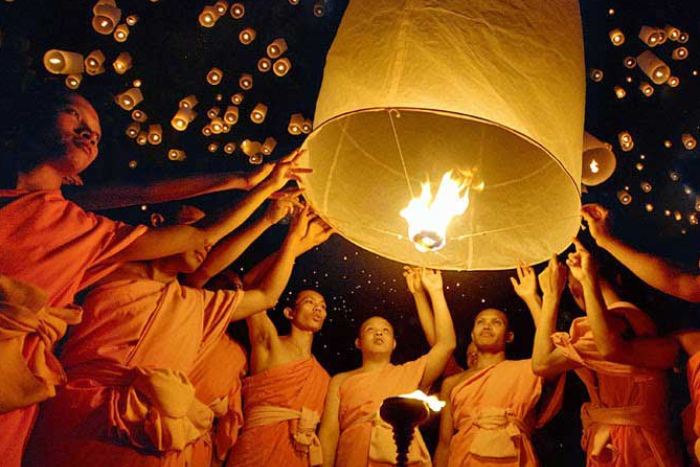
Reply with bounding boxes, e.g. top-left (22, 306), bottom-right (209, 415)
top-left (126, 122), bottom-right (140, 138)
top-left (113, 52), bottom-right (133, 74)
top-left (199, 6), bottom-right (219, 27)
top-left (128, 160), bottom-right (138, 169)
top-left (115, 88), bottom-right (143, 111)
top-left (239, 74), bottom-right (253, 90)
top-left (214, 1), bottom-right (229, 16)
top-left (267, 38), bottom-right (288, 59)
top-left (65, 74), bottom-right (82, 90)
top-left (679, 32), bottom-right (689, 43)
top-left (614, 86), bottom-right (626, 99)
top-left (230, 3), bottom-right (245, 19)
top-left (231, 93), bottom-right (244, 105)
top-left (136, 131), bottom-right (148, 146)
top-left (132, 109), bottom-right (147, 122)
top-left (589, 69), bottom-right (603, 82)
top-left (618, 131), bottom-right (634, 151)
top-left (683, 133), bottom-right (697, 150)
top-left (624, 57), bottom-right (636, 68)
top-left (44, 49), bottom-right (84, 75)
top-left (672, 47), bottom-right (689, 60)
top-left (668, 76), bottom-right (680, 87)
top-left (207, 106), bottom-right (221, 119)
top-left (645, 203), bottom-right (654, 212)
top-left (224, 106), bottom-right (239, 124)
top-left (262, 137), bottom-right (277, 155)
top-left (399, 390), bottom-right (446, 412)
top-left (207, 67), bottom-right (223, 85)
top-left (250, 103), bottom-right (268, 123)
top-left (171, 108), bottom-right (196, 131)
top-left (617, 190), bottom-right (632, 205)
top-left (126, 14), bottom-right (138, 26)
top-left (114, 24), bottom-right (129, 42)
top-left (589, 159), bottom-right (599, 174)
top-left (180, 95), bottom-right (198, 109)
top-left (168, 149), bottom-right (187, 161)
top-left (224, 142), bottom-right (236, 154)
top-left (400, 170), bottom-right (482, 252)
top-left (258, 57), bottom-right (272, 72)
top-left (609, 29), bottom-right (625, 46)
top-left (640, 181), bottom-right (652, 193)
top-left (273, 58), bottom-right (291, 77)
top-left (211, 117), bottom-right (224, 134)
top-left (313, 1), bottom-right (326, 17)
top-left (639, 82), bottom-right (654, 96)
top-left (208, 142), bottom-right (220, 153)
top-left (239, 27), bottom-right (256, 44)
top-left (92, 2), bottom-right (121, 35)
